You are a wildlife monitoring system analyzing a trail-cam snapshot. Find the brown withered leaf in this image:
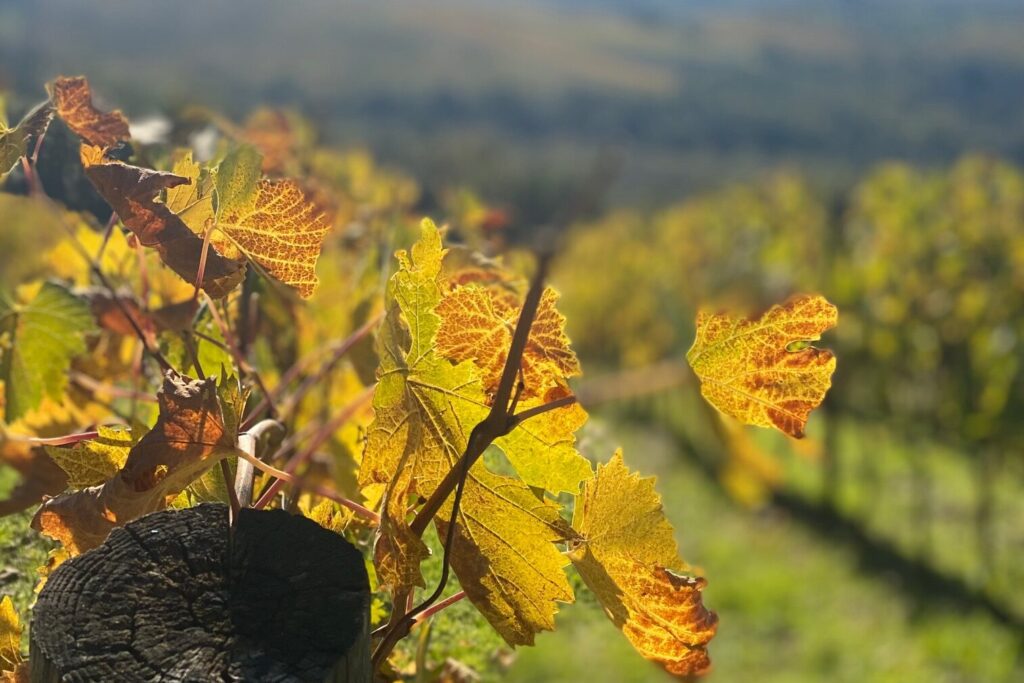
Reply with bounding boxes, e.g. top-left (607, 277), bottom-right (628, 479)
top-left (569, 452), bottom-right (717, 677)
top-left (80, 145), bottom-right (245, 297)
top-left (49, 76), bottom-right (130, 148)
top-left (686, 295), bottom-right (838, 438)
top-left (435, 285), bottom-right (580, 400)
top-left (32, 372), bottom-right (233, 554)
